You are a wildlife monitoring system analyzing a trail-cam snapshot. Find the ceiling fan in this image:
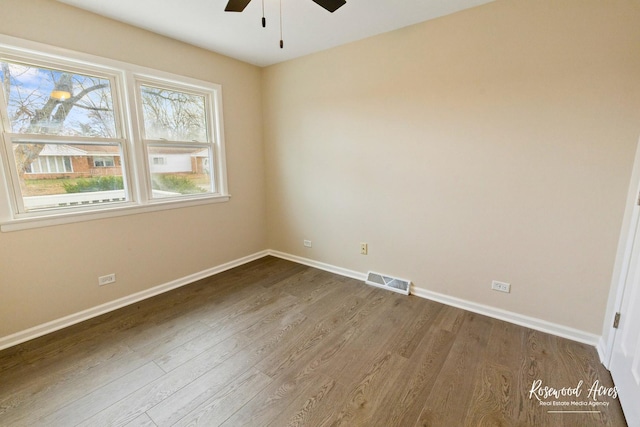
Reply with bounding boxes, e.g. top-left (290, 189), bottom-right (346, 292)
top-left (224, 0), bottom-right (347, 48)
top-left (225, 0), bottom-right (346, 14)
